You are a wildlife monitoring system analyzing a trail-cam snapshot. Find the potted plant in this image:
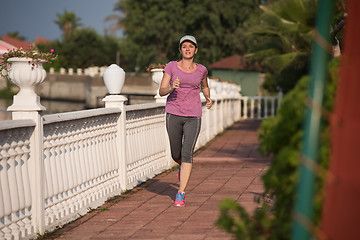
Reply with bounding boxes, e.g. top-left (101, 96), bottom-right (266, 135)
top-left (146, 63), bottom-right (166, 100)
top-left (0, 43), bottom-right (57, 110)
